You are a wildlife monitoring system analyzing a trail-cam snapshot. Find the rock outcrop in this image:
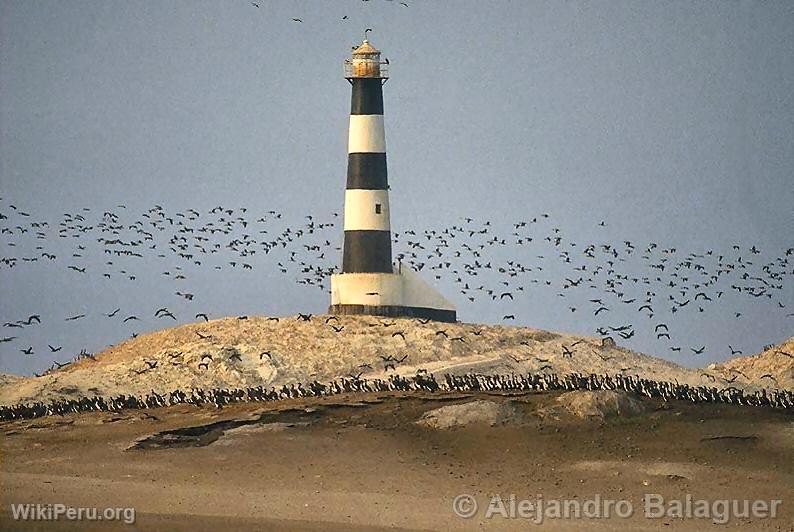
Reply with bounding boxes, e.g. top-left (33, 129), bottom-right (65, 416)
top-left (416, 400), bottom-right (516, 429)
